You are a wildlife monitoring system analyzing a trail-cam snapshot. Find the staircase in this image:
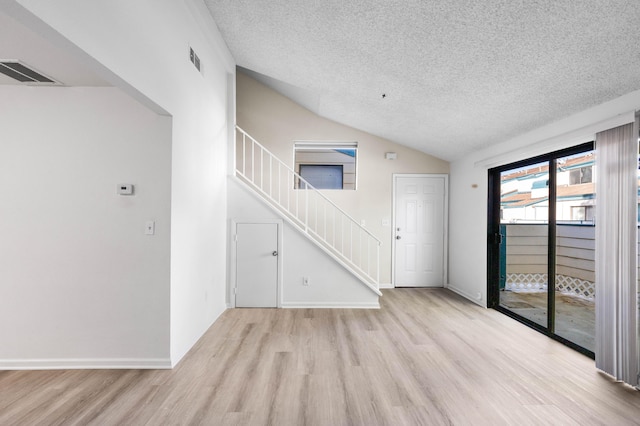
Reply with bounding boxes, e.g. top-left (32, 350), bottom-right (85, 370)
top-left (234, 126), bottom-right (381, 295)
